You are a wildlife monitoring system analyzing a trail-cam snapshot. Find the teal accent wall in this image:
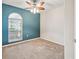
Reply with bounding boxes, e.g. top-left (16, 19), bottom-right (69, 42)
top-left (2, 4), bottom-right (40, 45)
